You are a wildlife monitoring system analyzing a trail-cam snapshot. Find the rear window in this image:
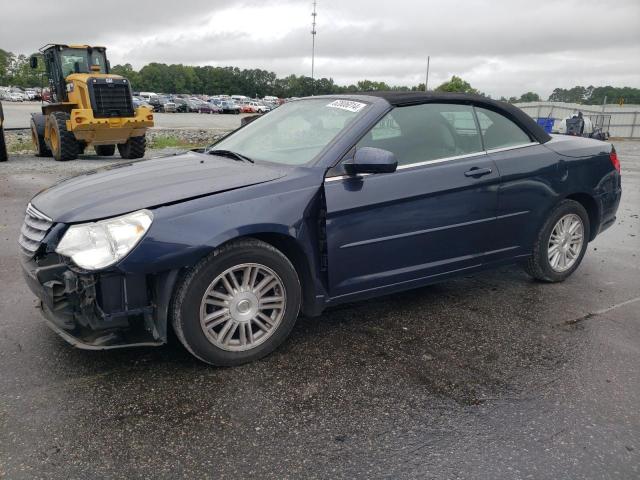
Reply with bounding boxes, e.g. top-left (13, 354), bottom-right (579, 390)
top-left (475, 107), bottom-right (531, 150)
